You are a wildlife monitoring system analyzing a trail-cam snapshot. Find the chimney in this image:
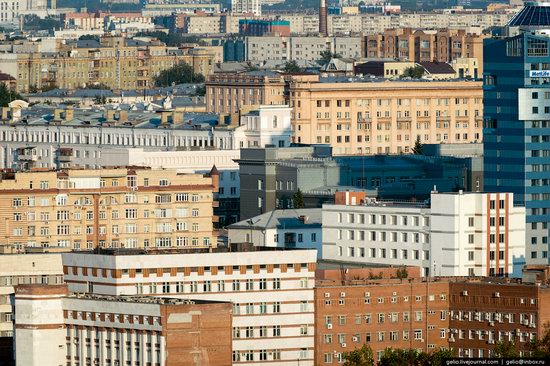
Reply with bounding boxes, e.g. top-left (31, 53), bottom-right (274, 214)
top-left (319, 0), bottom-right (328, 36)
top-left (1, 107), bottom-right (11, 121)
top-left (64, 107), bottom-right (74, 121)
top-left (105, 109), bottom-right (116, 122)
top-left (117, 110), bottom-right (128, 123)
